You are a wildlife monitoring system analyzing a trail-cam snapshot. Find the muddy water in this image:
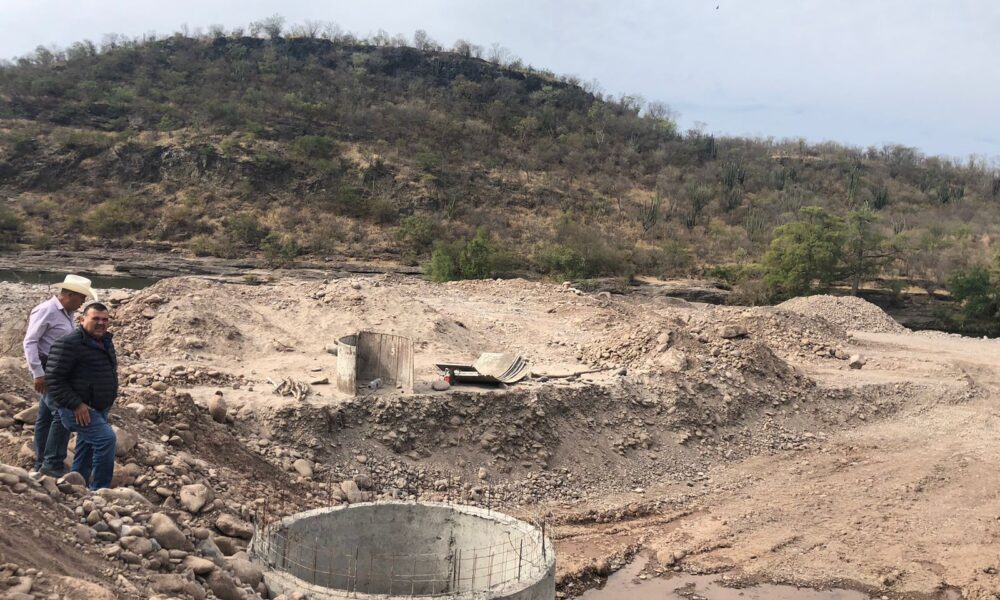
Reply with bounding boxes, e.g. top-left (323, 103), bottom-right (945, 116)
top-left (580, 556), bottom-right (869, 600)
